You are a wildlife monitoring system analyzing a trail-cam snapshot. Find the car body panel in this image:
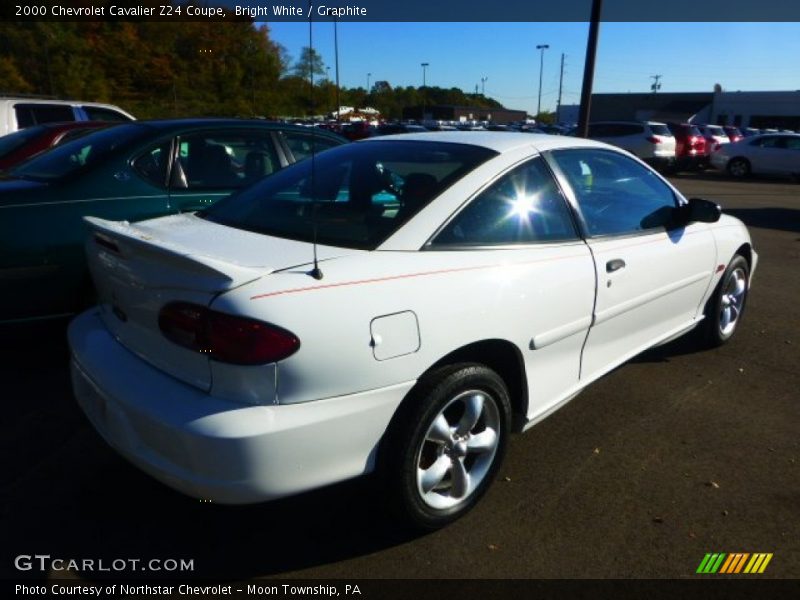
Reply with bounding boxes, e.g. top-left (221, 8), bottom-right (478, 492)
top-left (68, 132), bottom-right (757, 505)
